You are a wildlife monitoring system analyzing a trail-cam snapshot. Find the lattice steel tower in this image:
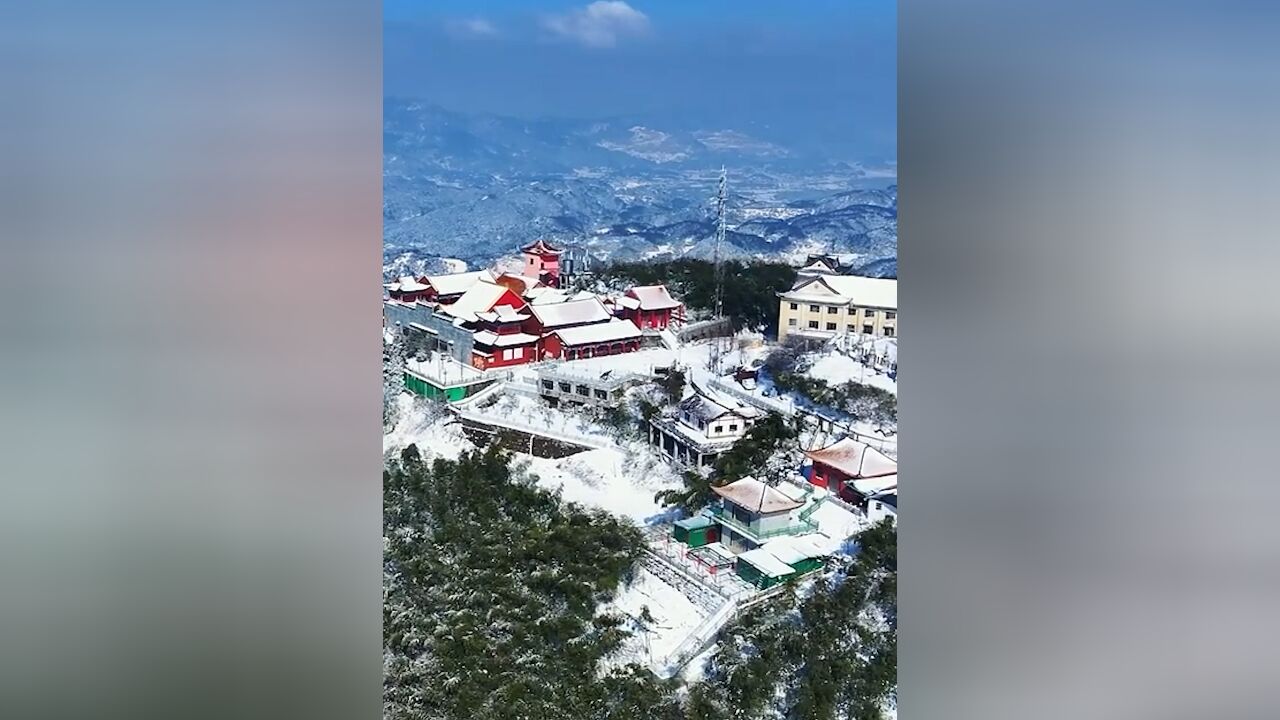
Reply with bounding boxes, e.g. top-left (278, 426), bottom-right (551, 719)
top-left (712, 167), bottom-right (728, 319)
